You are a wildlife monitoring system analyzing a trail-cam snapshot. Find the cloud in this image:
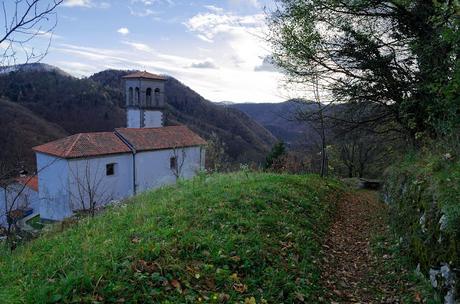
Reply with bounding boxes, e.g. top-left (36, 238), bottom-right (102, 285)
top-left (254, 56), bottom-right (279, 72)
top-left (117, 28), bottom-right (130, 35)
top-left (122, 41), bottom-right (154, 52)
top-left (204, 5), bottom-right (224, 13)
top-left (184, 11), bottom-right (269, 71)
top-left (185, 12), bottom-right (265, 43)
top-left (130, 0), bottom-right (175, 6)
top-left (128, 7), bottom-right (158, 17)
top-left (62, 0), bottom-right (110, 8)
top-left (62, 0), bottom-right (92, 7)
top-left (189, 60), bottom-right (218, 69)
